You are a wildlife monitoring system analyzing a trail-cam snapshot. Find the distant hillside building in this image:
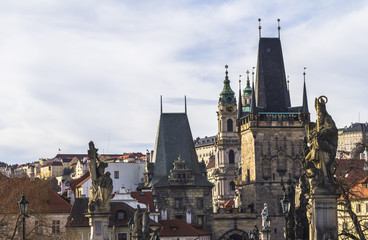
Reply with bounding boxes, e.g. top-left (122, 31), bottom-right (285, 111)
top-left (145, 110), bottom-right (213, 232)
top-left (194, 135), bottom-right (217, 165)
top-left (338, 122), bottom-right (368, 156)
